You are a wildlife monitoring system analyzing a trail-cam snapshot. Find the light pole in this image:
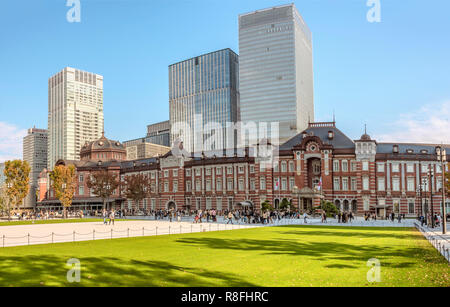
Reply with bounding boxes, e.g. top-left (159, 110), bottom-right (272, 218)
top-left (428, 165), bottom-right (435, 228)
top-left (6, 182), bottom-right (12, 222)
top-left (422, 177), bottom-right (429, 225)
top-left (416, 184), bottom-right (423, 217)
top-left (436, 146), bottom-right (447, 234)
